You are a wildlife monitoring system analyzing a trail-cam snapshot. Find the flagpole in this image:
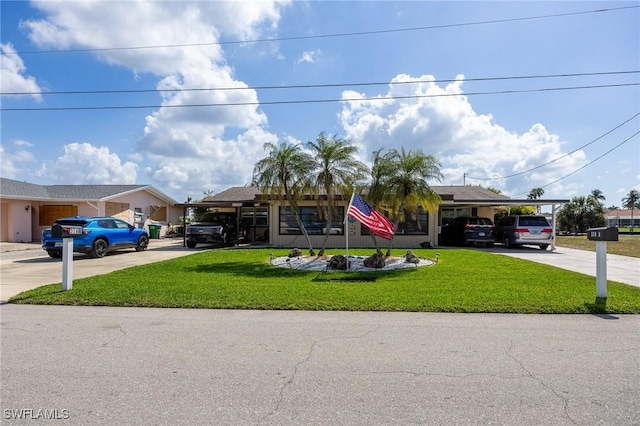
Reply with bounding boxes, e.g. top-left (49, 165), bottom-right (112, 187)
top-left (345, 192), bottom-right (356, 270)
